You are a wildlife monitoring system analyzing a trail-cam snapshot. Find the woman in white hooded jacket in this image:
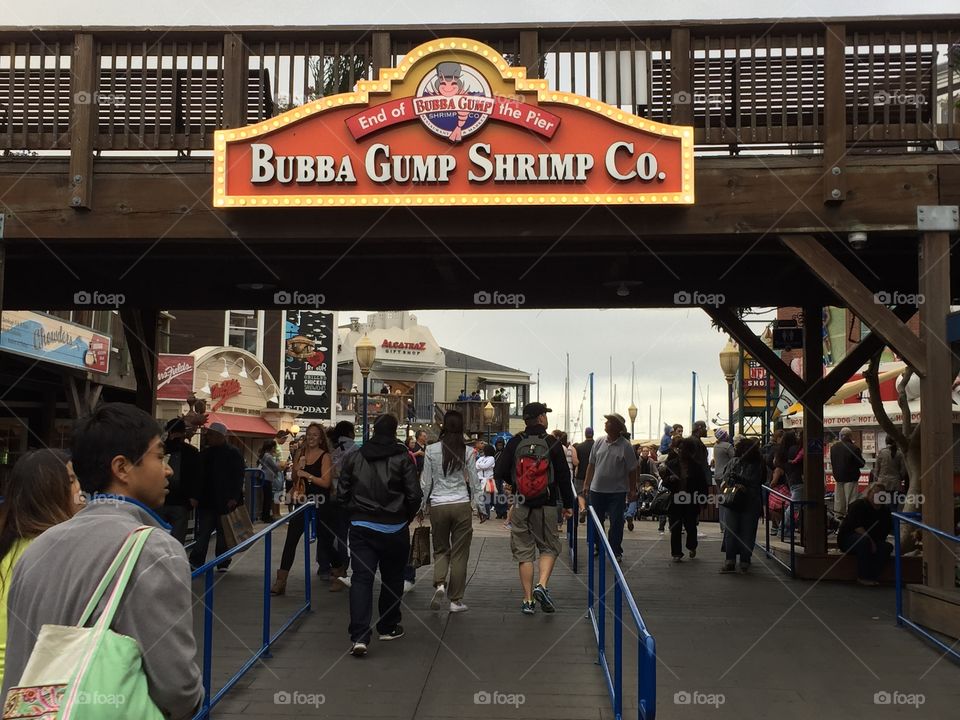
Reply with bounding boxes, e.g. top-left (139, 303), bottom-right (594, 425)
top-left (476, 444), bottom-right (497, 520)
top-left (421, 410), bottom-right (483, 613)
